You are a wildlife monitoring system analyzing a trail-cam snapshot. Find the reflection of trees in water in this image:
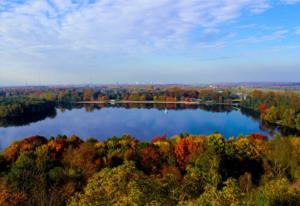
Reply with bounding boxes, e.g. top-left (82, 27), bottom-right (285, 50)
top-left (259, 121), bottom-right (300, 137)
top-left (77, 103), bottom-right (300, 137)
top-left (240, 107), bottom-right (260, 120)
top-left (76, 103), bottom-right (235, 113)
top-left (240, 107), bottom-right (300, 137)
top-left (0, 106), bottom-right (57, 127)
top-left (198, 105), bottom-right (233, 113)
